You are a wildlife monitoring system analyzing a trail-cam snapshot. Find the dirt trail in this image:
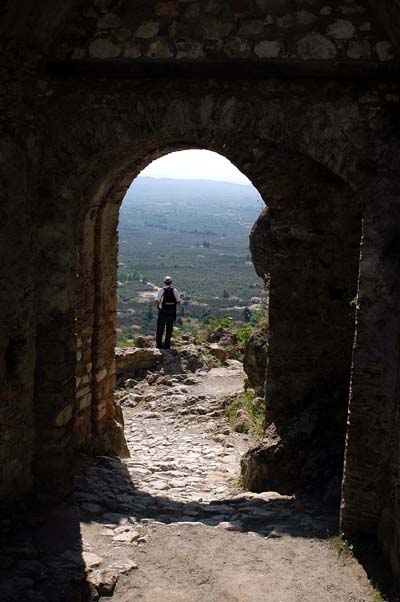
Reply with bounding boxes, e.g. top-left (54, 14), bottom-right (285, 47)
top-left (77, 359), bottom-right (375, 602)
top-left (0, 356), bottom-right (377, 602)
